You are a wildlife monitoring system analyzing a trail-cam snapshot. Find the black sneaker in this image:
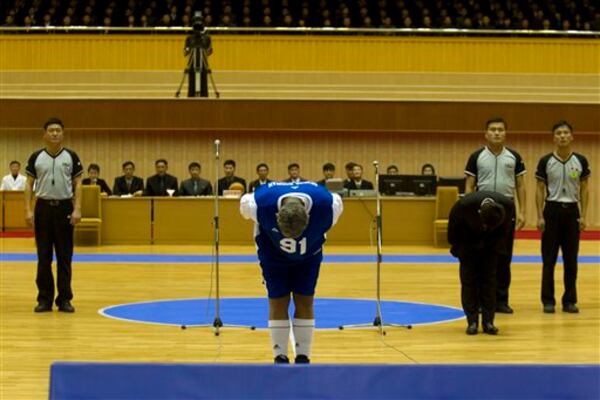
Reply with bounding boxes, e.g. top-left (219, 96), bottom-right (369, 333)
top-left (34, 303), bottom-right (52, 313)
top-left (562, 304), bottom-right (579, 313)
top-left (543, 304), bottom-right (555, 313)
top-left (274, 355), bottom-right (289, 364)
top-left (466, 322), bottom-right (478, 335)
top-left (482, 323), bottom-right (499, 335)
top-left (496, 304), bottom-right (514, 314)
top-left (58, 301), bottom-right (75, 313)
top-left (295, 355), bottom-right (310, 364)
